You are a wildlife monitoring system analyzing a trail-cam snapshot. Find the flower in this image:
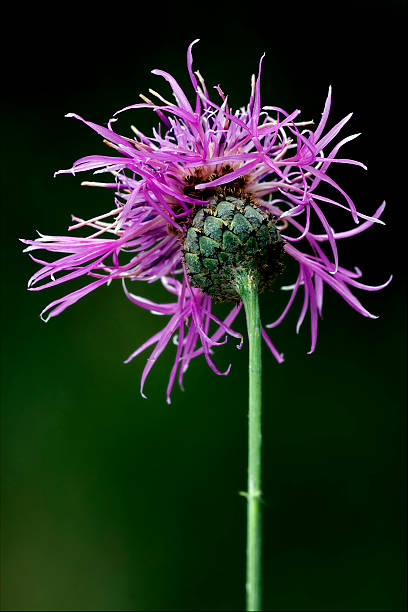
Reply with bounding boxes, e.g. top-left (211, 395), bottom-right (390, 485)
top-left (22, 40), bottom-right (391, 403)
